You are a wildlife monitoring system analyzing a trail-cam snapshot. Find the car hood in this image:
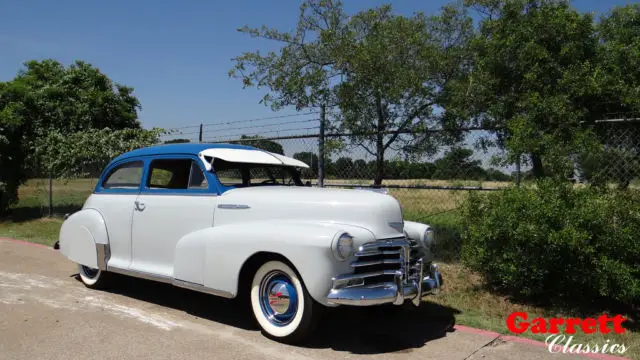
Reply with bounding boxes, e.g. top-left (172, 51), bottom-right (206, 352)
top-left (214, 186), bottom-right (404, 239)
